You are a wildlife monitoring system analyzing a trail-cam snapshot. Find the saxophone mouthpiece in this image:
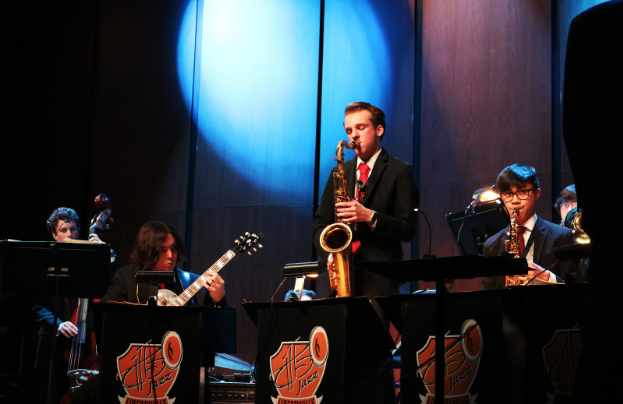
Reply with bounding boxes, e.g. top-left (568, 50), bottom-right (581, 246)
top-left (350, 141), bottom-right (358, 149)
